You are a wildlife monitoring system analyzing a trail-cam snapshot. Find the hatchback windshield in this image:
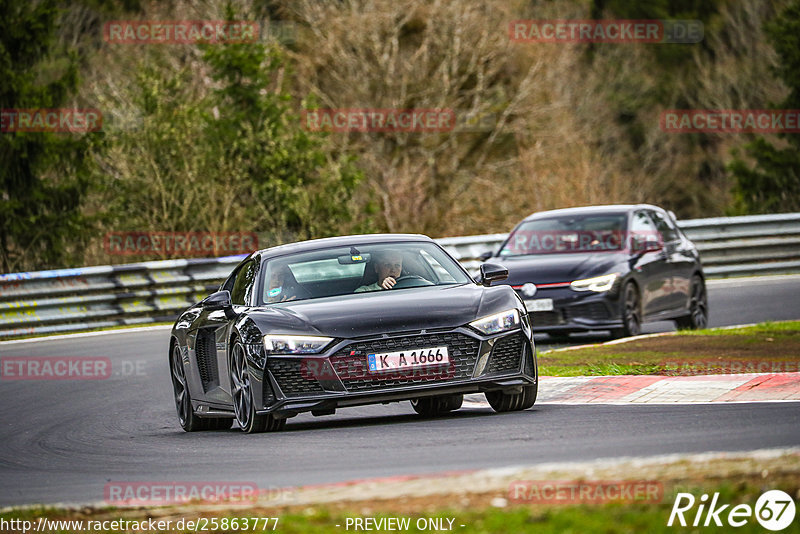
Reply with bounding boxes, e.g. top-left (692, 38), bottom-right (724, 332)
top-left (260, 242), bottom-right (471, 304)
top-left (499, 214), bottom-right (628, 256)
